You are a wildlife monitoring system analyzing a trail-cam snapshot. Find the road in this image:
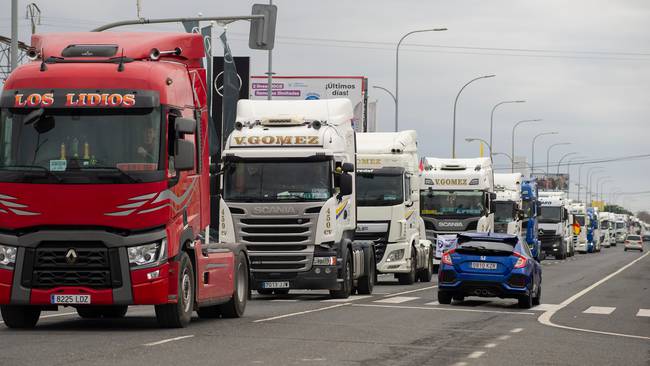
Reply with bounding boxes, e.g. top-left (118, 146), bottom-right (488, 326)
top-left (1, 245), bottom-right (648, 366)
